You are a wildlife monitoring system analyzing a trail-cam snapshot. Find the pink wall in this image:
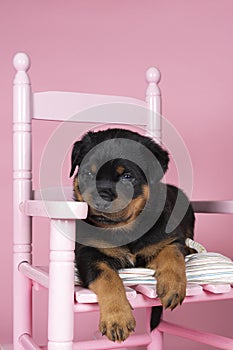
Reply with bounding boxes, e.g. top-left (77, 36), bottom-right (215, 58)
top-left (0, 0), bottom-right (233, 348)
